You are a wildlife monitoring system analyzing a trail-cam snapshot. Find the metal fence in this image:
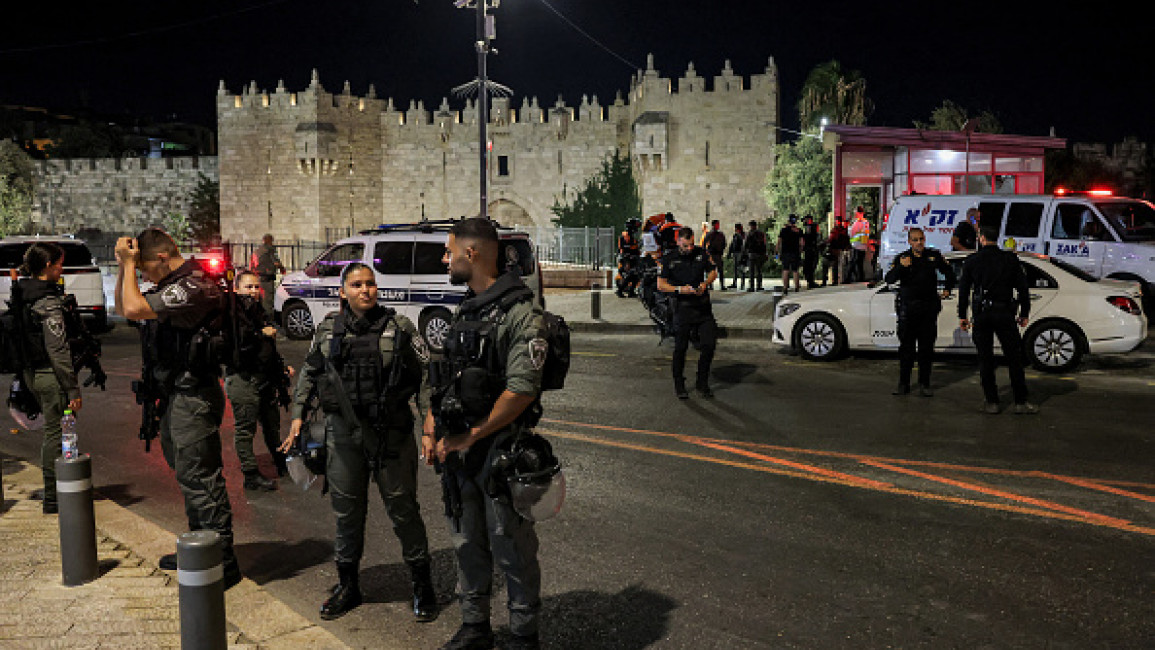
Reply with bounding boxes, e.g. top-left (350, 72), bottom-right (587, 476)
top-left (84, 226), bottom-right (618, 272)
top-left (525, 226), bottom-right (618, 270)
